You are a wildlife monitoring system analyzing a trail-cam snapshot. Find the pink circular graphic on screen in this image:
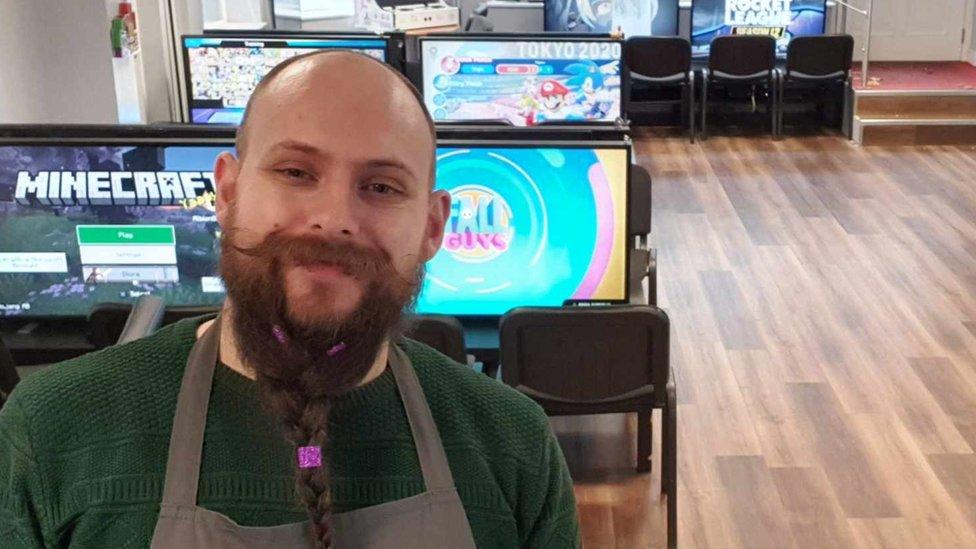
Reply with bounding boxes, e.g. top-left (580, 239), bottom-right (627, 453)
top-left (572, 161), bottom-right (616, 299)
top-left (440, 56), bottom-right (460, 75)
